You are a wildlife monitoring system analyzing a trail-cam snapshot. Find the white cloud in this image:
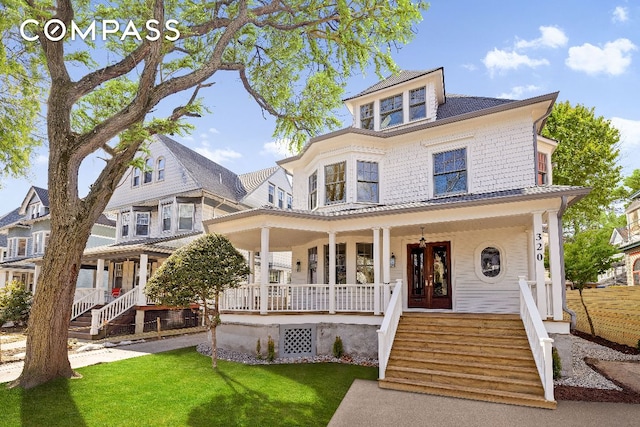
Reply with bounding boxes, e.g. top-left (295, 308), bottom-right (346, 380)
top-left (260, 139), bottom-right (297, 158)
top-left (612, 6), bottom-right (629, 23)
top-left (611, 117), bottom-right (640, 149)
top-left (483, 49), bottom-right (549, 75)
top-left (34, 154), bottom-right (48, 165)
top-left (566, 38), bottom-right (637, 76)
top-left (515, 26), bottom-right (568, 50)
top-left (462, 63), bottom-right (477, 71)
top-left (208, 127), bottom-right (220, 134)
top-left (195, 147), bottom-right (242, 164)
top-left (497, 85), bottom-right (541, 99)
